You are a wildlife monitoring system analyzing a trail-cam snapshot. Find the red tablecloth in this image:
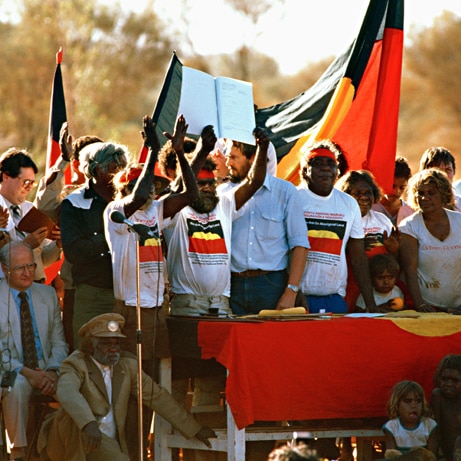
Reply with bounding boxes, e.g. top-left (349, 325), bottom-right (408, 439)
top-left (197, 315), bottom-right (461, 429)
